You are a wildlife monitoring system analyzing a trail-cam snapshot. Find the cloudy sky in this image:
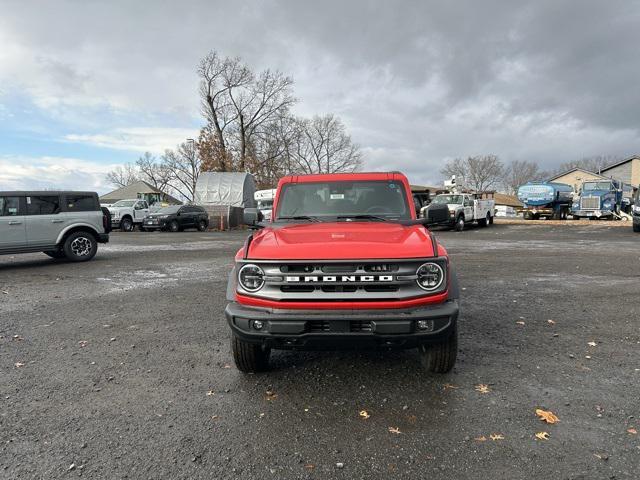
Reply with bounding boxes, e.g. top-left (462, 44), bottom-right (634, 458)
top-left (1, 0), bottom-right (639, 193)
